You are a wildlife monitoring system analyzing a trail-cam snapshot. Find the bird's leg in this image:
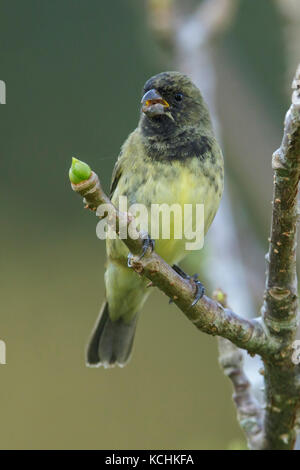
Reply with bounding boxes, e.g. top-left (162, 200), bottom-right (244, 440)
top-left (138, 234), bottom-right (155, 261)
top-left (127, 234), bottom-right (155, 267)
top-left (169, 264), bottom-right (205, 306)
